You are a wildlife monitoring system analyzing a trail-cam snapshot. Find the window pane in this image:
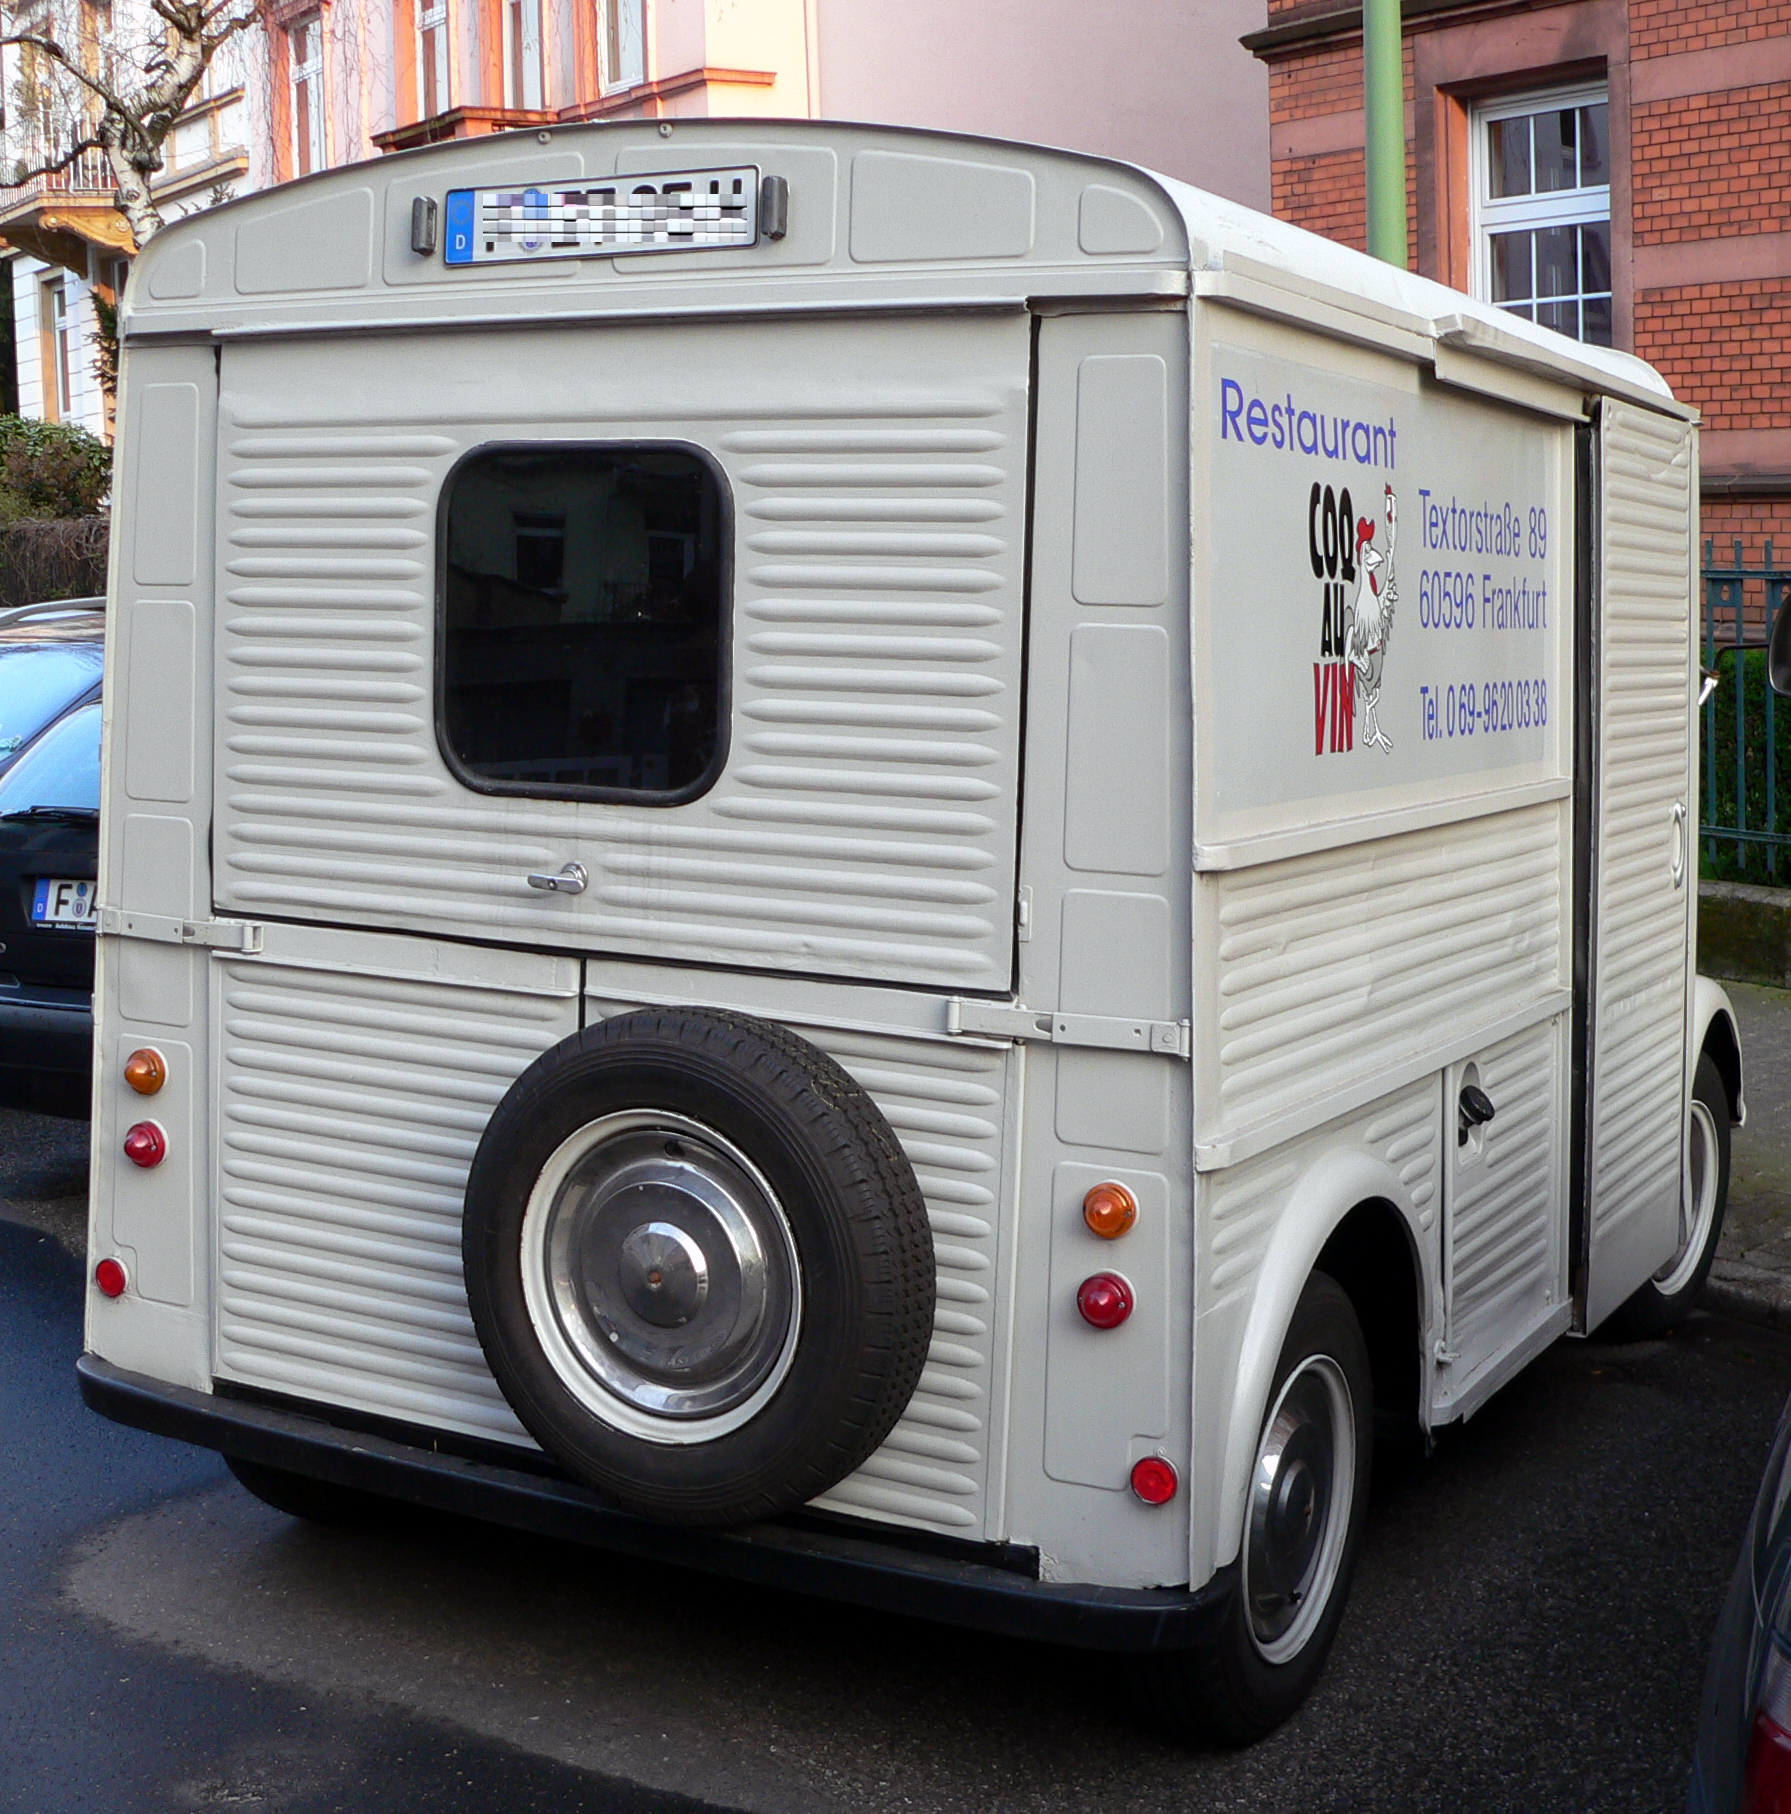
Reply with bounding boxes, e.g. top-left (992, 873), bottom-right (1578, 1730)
top-left (1583, 296), bottom-right (1613, 347)
top-left (1581, 218), bottom-right (1612, 293)
top-left (1535, 224), bottom-right (1576, 297)
top-left (442, 446), bottom-right (727, 800)
top-left (1535, 108), bottom-right (1578, 193)
top-left (1488, 116), bottom-right (1530, 199)
top-left (1498, 300), bottom-right (1536, 325)
top-left (1490, 230), bottom-right (1532, 302)
top-left (0, 699), bottom-right (100, 813)
top-left (0, 645), bottom-right (101, 760)
top-left (1579, 103), bottom-right (1609, 186)
top-left (1537, 300), bottom-right (1578, 338)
